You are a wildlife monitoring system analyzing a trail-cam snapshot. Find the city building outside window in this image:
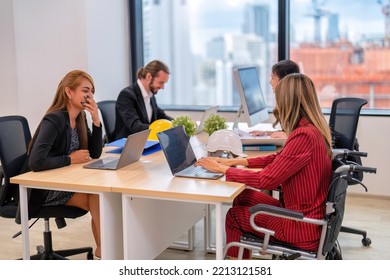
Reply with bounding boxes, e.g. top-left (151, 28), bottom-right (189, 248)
top-left (291, 0), bottom-right (390, 110)
top-left (141, 0), bottom-right (390, 111)
top-left (142, 0), bottom-right (278, 108)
